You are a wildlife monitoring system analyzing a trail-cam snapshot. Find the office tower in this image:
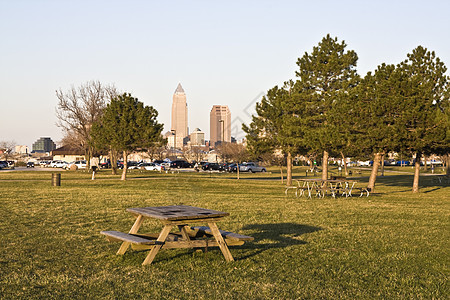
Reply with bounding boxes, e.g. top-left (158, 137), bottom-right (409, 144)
top-left (171, 83), bottom-right (188, 148)
top-left (190, 128), bottom-right (205, 146)
top-left (32, 137), bottom-right (56, 153)
top-left (210, 105), bottom-right (231, 147)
